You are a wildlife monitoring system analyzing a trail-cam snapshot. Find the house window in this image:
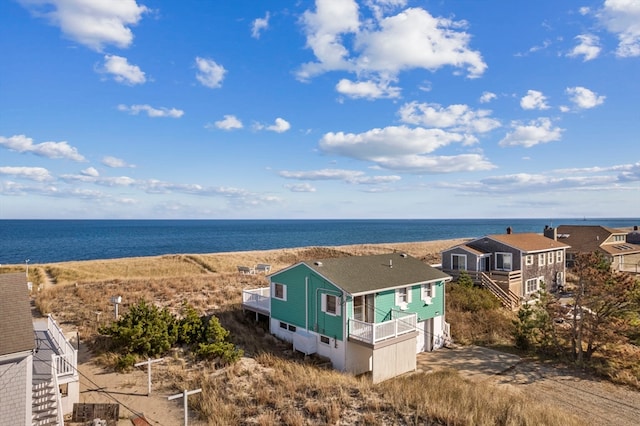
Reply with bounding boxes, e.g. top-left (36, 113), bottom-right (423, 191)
top-left (279, 321), bottom-right (287, 329)
top-left (525, 255), bottom-right (533, 266)
top-left (321, 293), bottom-right (341, 316)
top-left (556, 250), bottom-right (563, 263)
top-left (320, 335), bottom-right (330, 345)
top-left (273, 282), bottom-right (287, 301)
top-left (421, 283), bottom-right (433, 303)
top-left (288, 324), bottom-right (297, 332)
top-left (525, 278), bottom-right (540, 294)
top-left (395, 287), bottom-right (412, 308)
top-left (538, 253), bottom-right (546, 266)
top-left (548, 252), bottom-right (554, 264)
top-left (495, 253), bottom-right (512, 271)
top-left (451, 254), bottom-right (467, 270)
